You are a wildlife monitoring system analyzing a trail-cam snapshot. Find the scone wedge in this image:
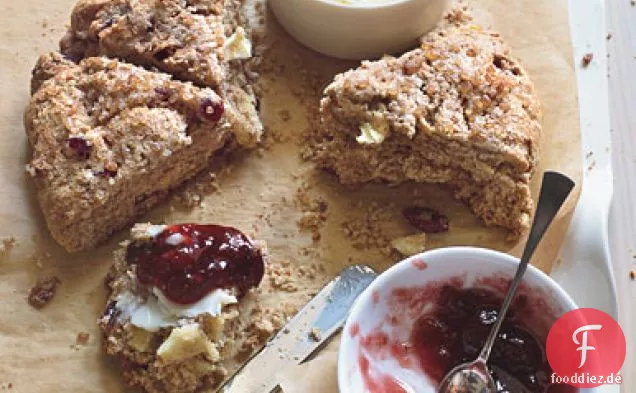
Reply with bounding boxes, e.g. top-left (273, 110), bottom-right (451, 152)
top-left (315, 27), bottom-right (542, 237)
top-left (25, 56), bottom-right (256, 252)
top-left (59, 0), bottom-right (262, 148)
top-left (61, 0), bottom-right (228, 88)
